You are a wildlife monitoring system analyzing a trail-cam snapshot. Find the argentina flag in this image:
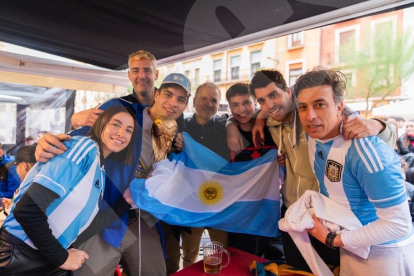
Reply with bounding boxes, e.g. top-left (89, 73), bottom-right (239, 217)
top-left (129, 132), bottom-right (281, 237)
